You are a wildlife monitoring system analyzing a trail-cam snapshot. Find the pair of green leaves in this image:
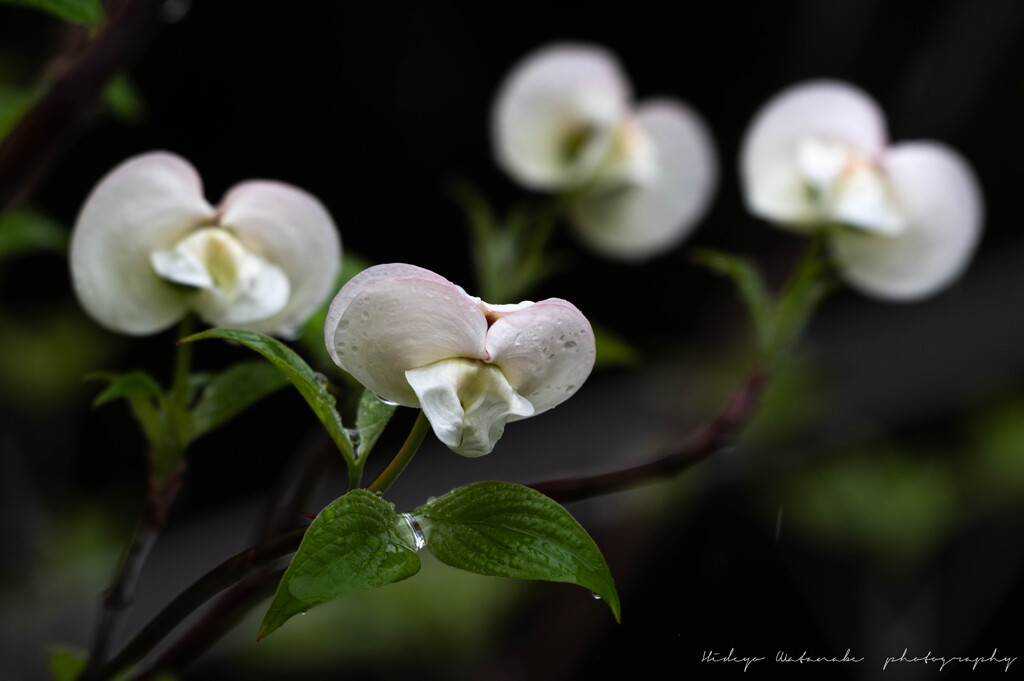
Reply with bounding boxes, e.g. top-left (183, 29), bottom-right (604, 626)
top-left (90, 359), bottom-right (290, 477)
top-left (258, 481), bottom-right (620, 639)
